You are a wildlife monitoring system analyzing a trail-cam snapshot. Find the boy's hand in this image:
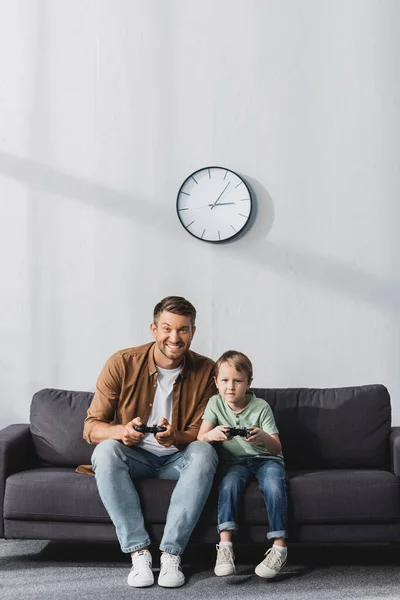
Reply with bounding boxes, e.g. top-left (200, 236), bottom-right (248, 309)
top-left (207, 425), bottom-right (230, 442)
top-left (245, 427), bottom-right (267, 445)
